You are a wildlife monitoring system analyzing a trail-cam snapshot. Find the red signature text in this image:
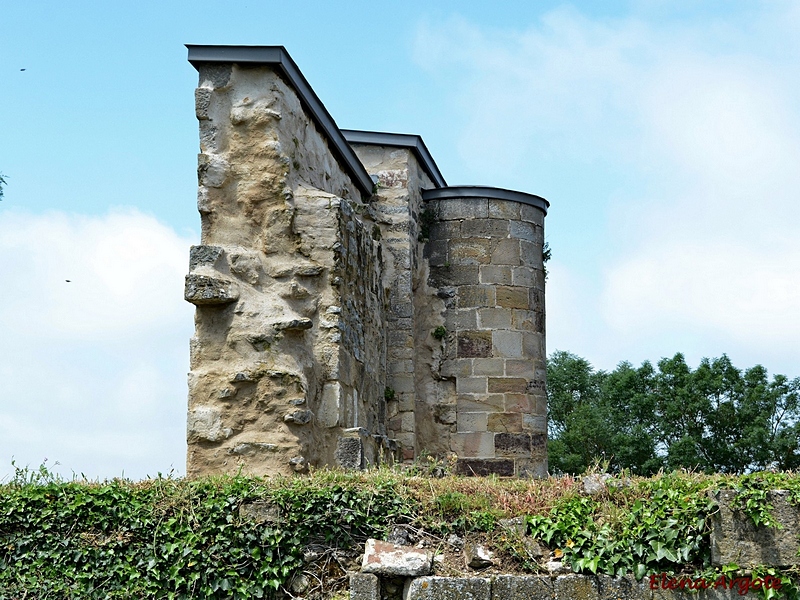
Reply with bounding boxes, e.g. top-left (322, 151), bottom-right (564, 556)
top-left (649, 573), bottom-right (782, 595)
